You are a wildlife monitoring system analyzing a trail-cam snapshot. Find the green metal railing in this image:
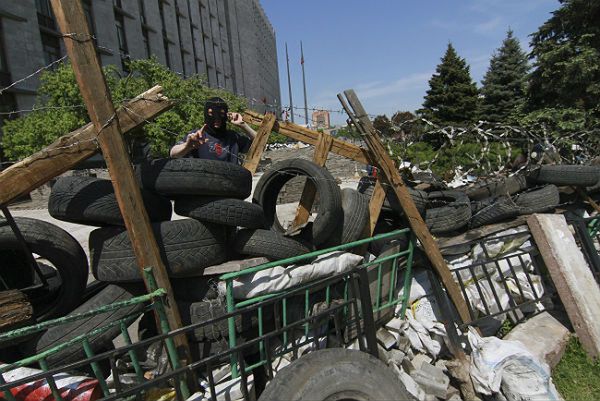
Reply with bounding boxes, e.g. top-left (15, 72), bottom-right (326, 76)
top-left (221, 229), bottom-right (415, 378)
top-left (0, 268), bottom-right (190, 401)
